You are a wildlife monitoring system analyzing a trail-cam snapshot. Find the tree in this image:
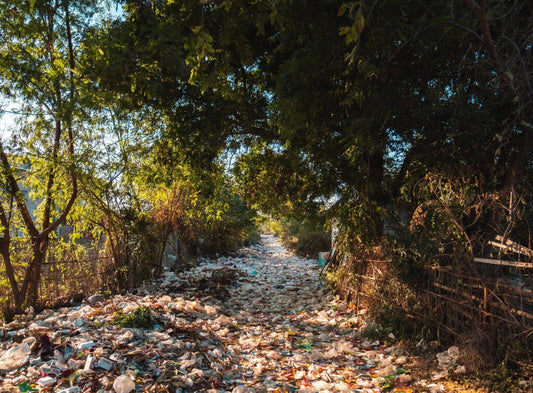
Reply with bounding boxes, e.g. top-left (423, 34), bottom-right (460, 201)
top-left (235, 0), bottom-right (532, 246)
top-left (86, 0), bottom-right (275, 167)
top-left (87, 0), bottom-right (531, 248)
top-left (0, 0), bottom-right (98, 316)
